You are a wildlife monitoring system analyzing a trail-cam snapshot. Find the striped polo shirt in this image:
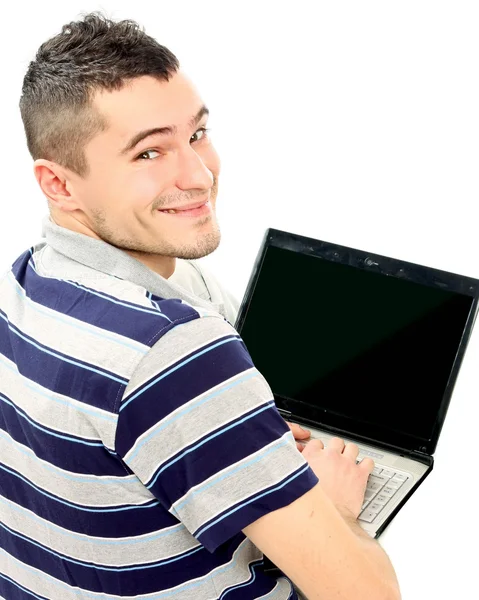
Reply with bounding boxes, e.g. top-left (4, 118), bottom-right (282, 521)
top-left (0, 216), bottom-right (319, 599)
